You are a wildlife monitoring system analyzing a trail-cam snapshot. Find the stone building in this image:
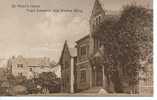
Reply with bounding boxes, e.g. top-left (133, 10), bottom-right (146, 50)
top-left (59, 0), bottom-right (120, 93)
top-left (75, 0), bottom-right (119, 92)
top-left (60, 0), bottom-right (153, 94)
top-left (59, 40), bottom-right (77, 93)
top-left (8, 55), bottom-right (52, 79)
